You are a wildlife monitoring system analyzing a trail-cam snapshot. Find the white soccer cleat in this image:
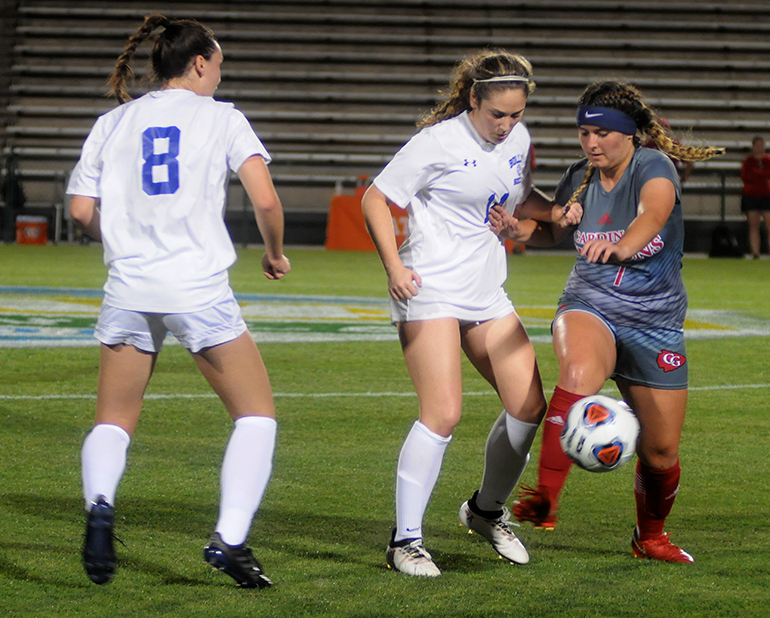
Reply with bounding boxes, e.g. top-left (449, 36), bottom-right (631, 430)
top-left (386, 538), bottom-right (442, 577)
top-left (459, 500), bottom-right (530, 565)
